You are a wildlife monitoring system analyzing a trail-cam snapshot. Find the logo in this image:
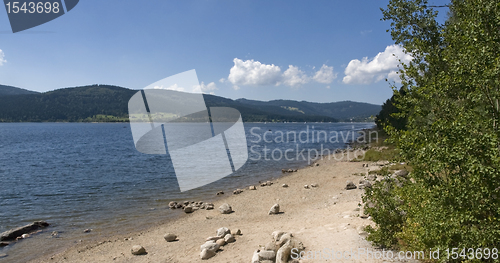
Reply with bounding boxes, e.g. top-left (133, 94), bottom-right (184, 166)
top-left (128, 70), bottom-right (248, 192)
top-left (3, 0), bottom-right (79, 33)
